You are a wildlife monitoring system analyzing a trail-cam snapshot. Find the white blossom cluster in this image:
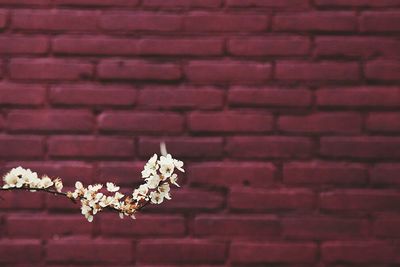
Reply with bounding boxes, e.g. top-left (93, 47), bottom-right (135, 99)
top-left (1, 153), bottom-right (184, 222)
top-left (2, 166), bottom-right (63, 192)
